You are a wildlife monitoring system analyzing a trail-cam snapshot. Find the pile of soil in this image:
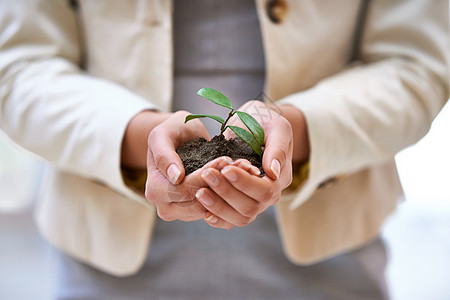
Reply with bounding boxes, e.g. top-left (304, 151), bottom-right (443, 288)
top-left (177, 135), bottom-right (264, 176)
